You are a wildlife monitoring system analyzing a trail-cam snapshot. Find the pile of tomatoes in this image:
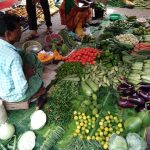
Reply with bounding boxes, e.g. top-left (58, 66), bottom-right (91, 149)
top-left (65, 47), bottom-right (102, 65)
